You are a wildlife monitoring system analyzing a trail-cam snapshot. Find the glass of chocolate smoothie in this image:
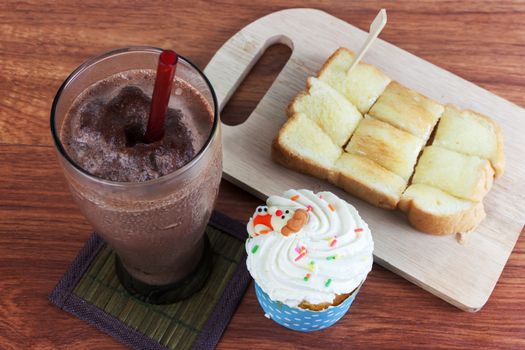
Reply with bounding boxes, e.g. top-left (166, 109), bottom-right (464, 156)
top-left (50, 47), bottom-right (221, 304)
